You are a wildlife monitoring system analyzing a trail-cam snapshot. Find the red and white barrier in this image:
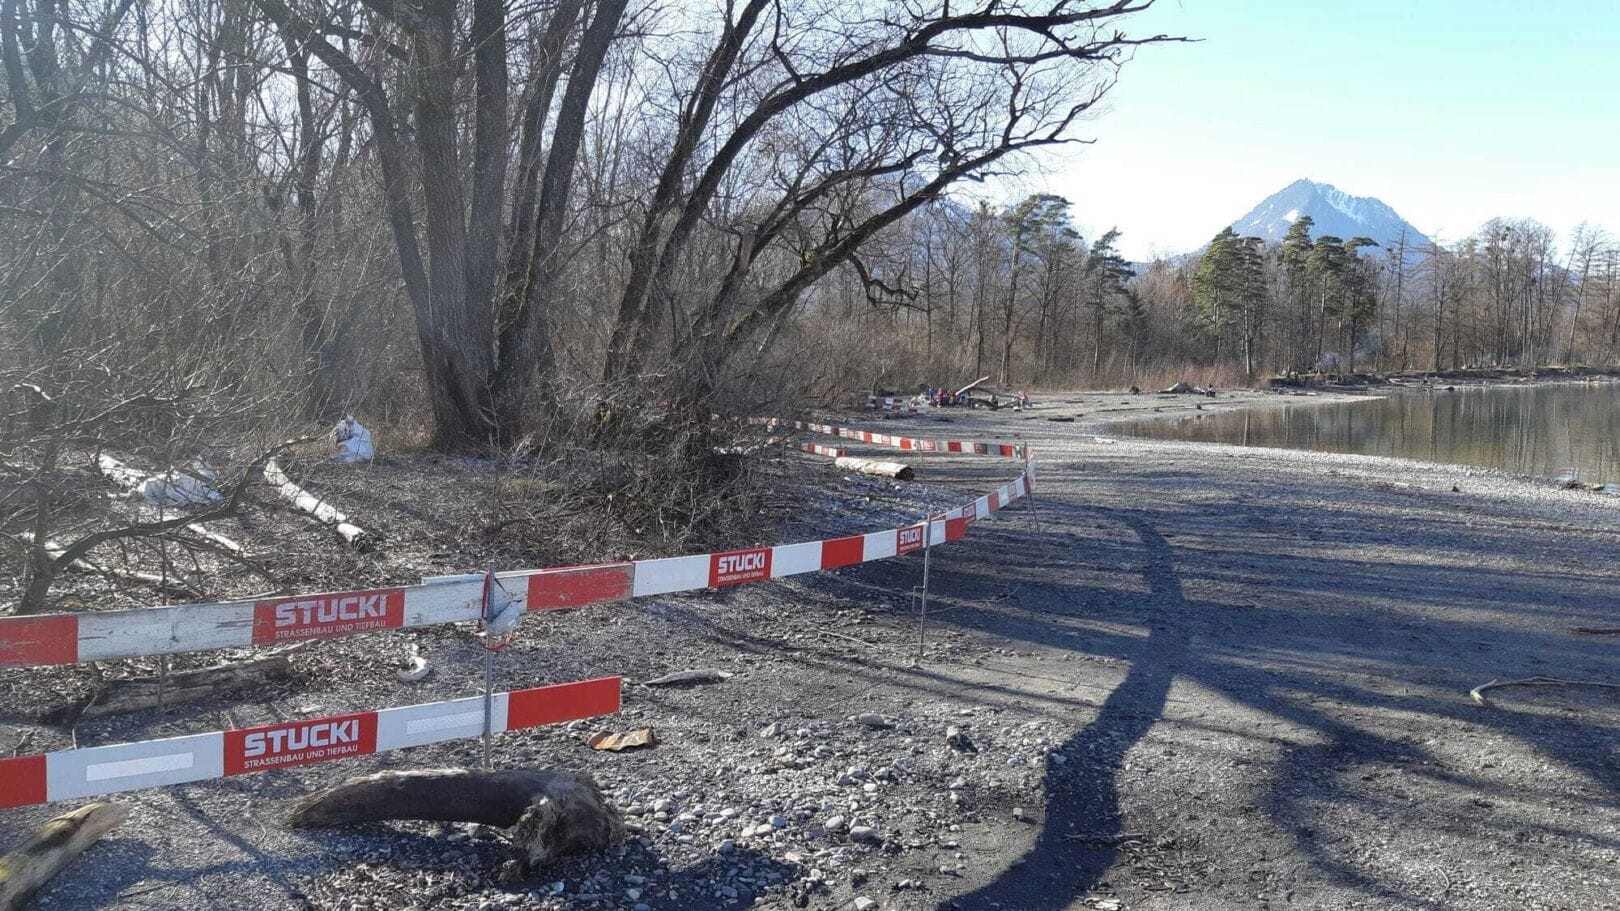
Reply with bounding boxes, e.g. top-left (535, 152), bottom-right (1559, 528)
top-left (0, 676), bottom-right (620, 809)
top-left (796, 441), bottom-right (846, 458)
top-left (0, 563), bottom-right (634, 669)
top-left (0, 424), bottom-right (1033, 670)
top-left (746, 418), bottom-right (1025, 458)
